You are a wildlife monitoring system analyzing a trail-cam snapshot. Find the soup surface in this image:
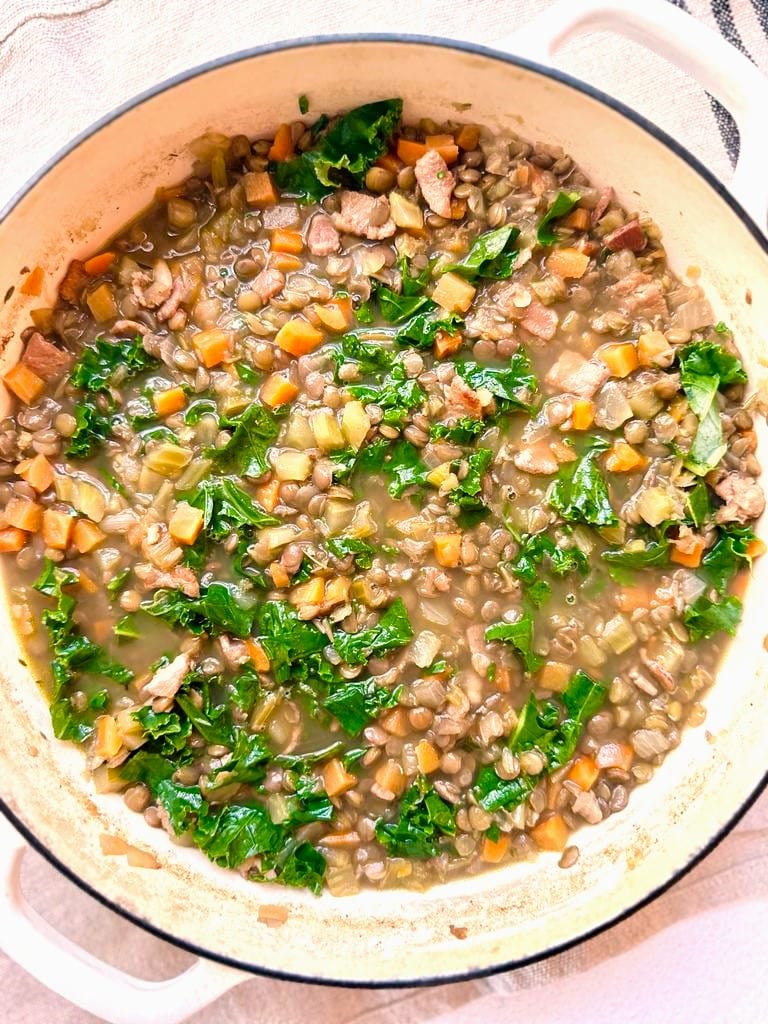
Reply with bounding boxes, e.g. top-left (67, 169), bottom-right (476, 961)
top-left (1, 99), bottom-right (764, 895)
